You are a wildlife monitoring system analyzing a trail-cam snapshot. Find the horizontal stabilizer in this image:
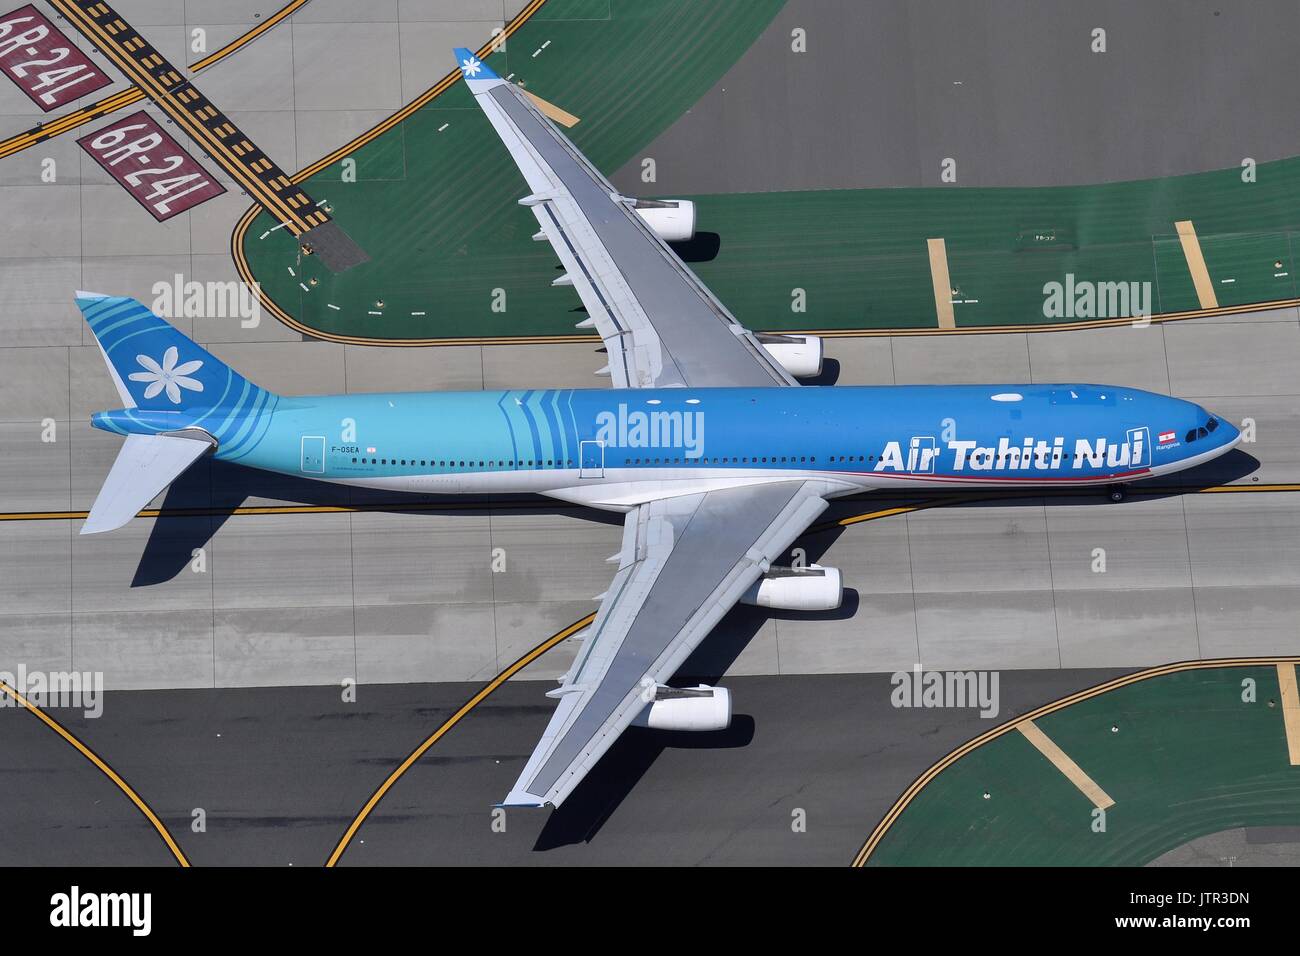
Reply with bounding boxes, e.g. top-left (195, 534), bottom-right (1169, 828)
top-left (81, 433), bottom-right (213, 535)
